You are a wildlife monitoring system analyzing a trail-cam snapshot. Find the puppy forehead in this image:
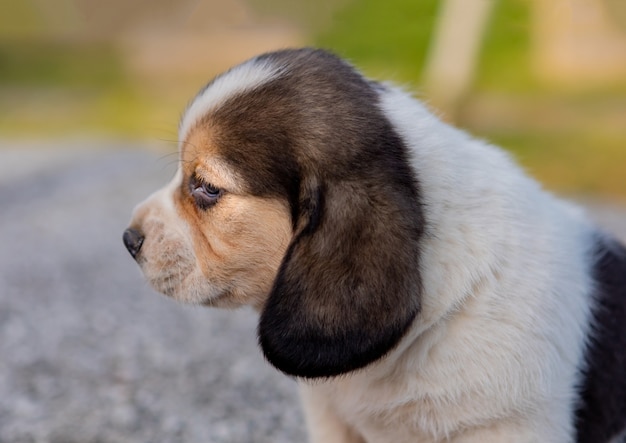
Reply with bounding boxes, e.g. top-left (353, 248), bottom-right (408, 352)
top-left (178, 48), bottom-right (388, 201)
top-left (179, 57), bottom-right (284, 145)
